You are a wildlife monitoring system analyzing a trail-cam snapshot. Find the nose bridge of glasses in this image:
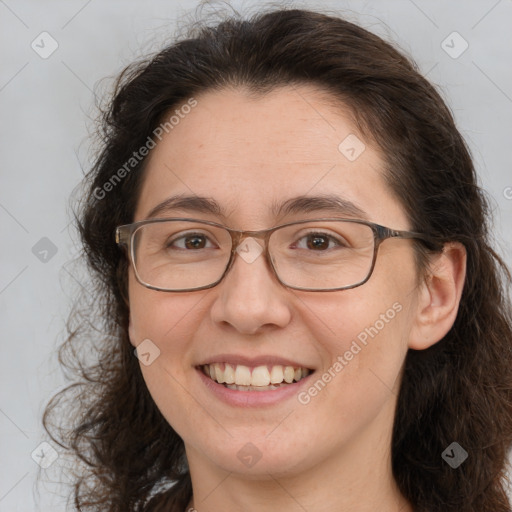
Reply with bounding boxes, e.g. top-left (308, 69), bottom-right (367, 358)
top-left (223, 228), bottom-right (281, 292)
top-left (228, 227), bottom-right (272, 253)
